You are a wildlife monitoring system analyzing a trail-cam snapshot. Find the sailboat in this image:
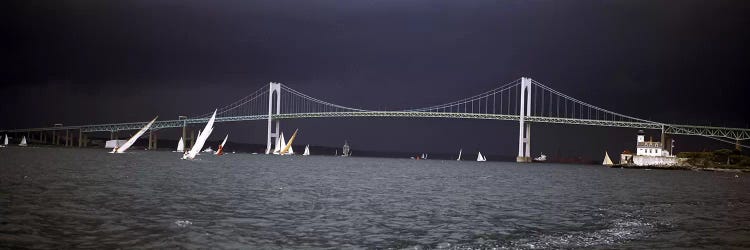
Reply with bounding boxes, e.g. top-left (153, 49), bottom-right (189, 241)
top-left (342, 141), bottom-right (351, 157)
top-left (534, 153), bottom-right (547, 162)
top-left (19, 136), bottom-right (27, 147)
top-left (457, 149), bottom-right (462, 161)
top-left (215, 135), bottom-right (228, 155)
top-left (175, 137), bottom-right (185, 152)
top-left (303, 145), bottom-right (310, 156)
top-left (1, 134), bottom-right (7, 147)
top-left (287, 134), bottom-right (295, 155)
top-left (272, 133), bottom-right (282, 154)
top-left (280, 129), bottom-right (298, 155)
top-left (273, 133), bottom-right (286, 155)
top-left (602, 151), bottom-right (614, 166)
top-left (183, 110), bottom-right (217, 160)
top-left (477, 151), bottom-right (487, 162)
top-left (195, 130), bottom-right (202, 153)
top-left (112, 117), bottom-right (158, 153)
